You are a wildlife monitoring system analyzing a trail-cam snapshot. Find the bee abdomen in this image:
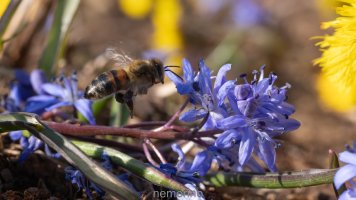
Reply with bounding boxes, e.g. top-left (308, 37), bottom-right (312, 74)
top-left (84, 69), bottom-right (129, 100)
